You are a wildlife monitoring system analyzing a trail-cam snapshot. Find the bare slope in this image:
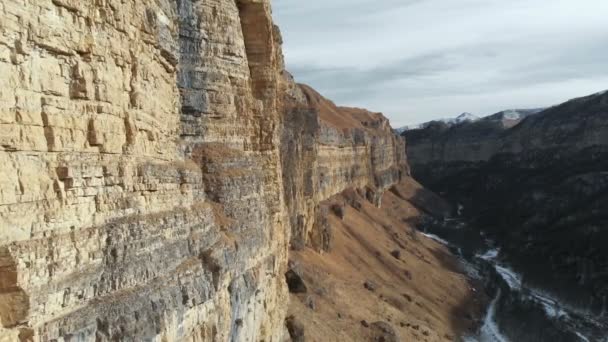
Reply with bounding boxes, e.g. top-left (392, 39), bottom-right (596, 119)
top-left (287, 178), bottom-right (486, 342)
